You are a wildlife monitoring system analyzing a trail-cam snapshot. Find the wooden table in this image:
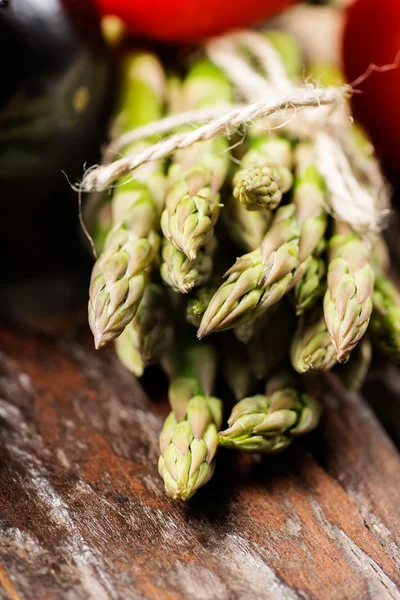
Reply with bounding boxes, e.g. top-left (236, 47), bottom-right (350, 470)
top-left (0, 325), bottom-right (399, 600)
